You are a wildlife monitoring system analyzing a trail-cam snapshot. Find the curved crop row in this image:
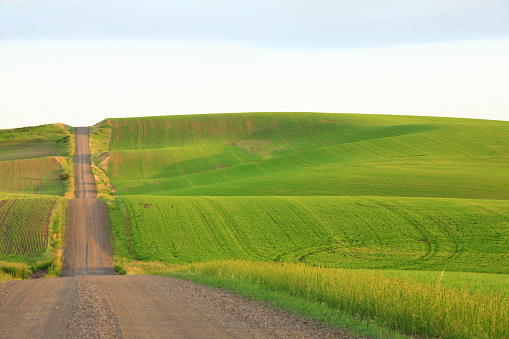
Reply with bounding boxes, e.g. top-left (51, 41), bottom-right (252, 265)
top-left (115, 195), bottom-right (509, 274)
top-left (0, 197), bottom-right (56, 259)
